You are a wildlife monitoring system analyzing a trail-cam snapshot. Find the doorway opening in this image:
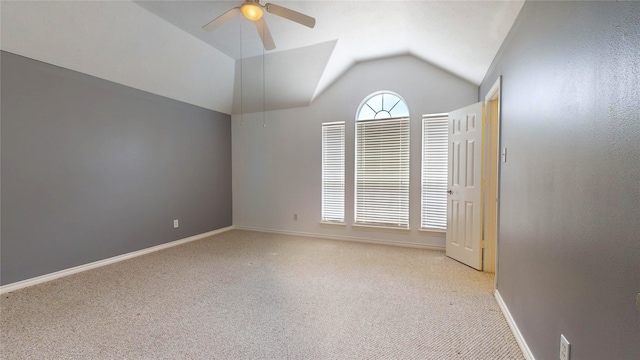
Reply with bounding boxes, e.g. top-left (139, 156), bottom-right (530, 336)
top-left (482, 76), bottom-right (502, 279)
